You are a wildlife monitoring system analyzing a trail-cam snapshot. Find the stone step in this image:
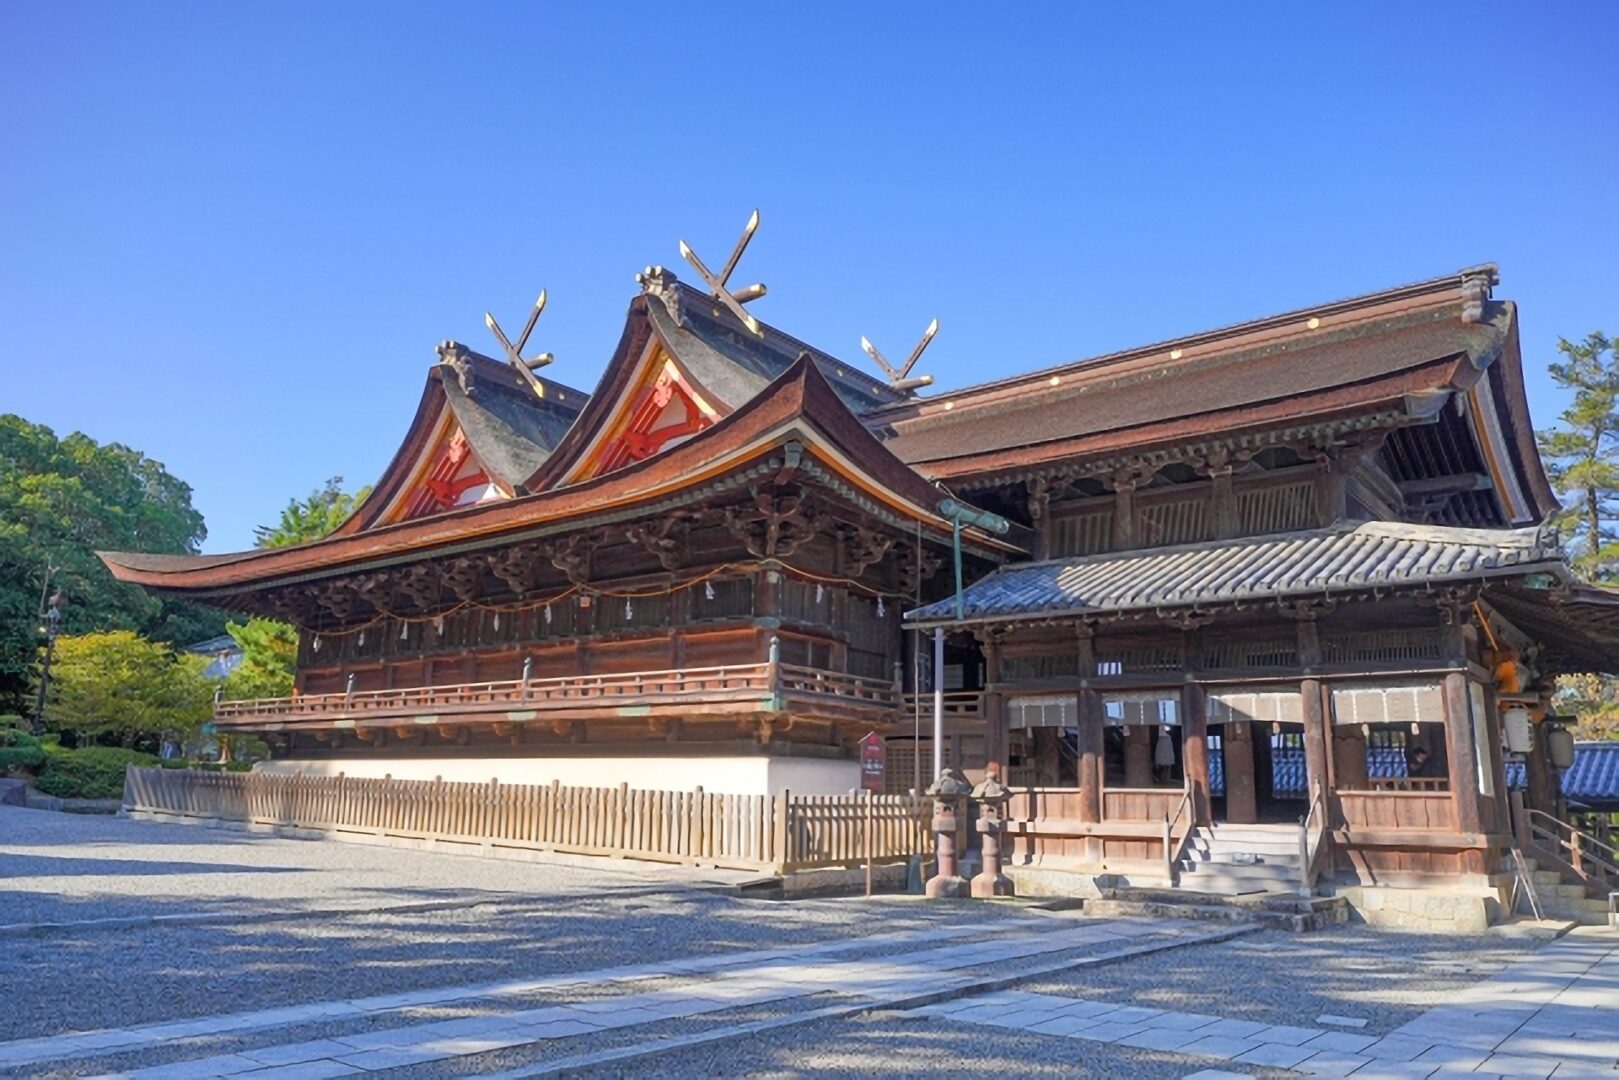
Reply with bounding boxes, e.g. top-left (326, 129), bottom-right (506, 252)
top-left (1191, 842), bottom-right (1302, 859)
top-left (1485, 917), bottom-right (1578, 942)
top-left (1088, 889), bottom-right (1348, 932)
top-left (1180, 856), bottom-right (1301, 876)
